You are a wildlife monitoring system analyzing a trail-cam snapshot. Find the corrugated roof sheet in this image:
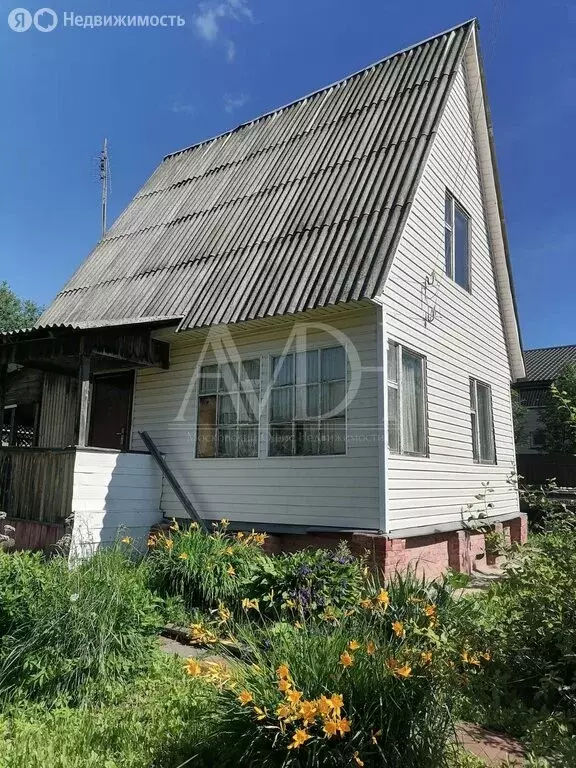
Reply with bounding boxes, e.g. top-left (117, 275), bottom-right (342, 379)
top-left (517, 387), bottom-right (551, 408)
top-left (523, 346), bottom-right (576, 383)
top-left (40, 20), bottom-right (475, 331)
